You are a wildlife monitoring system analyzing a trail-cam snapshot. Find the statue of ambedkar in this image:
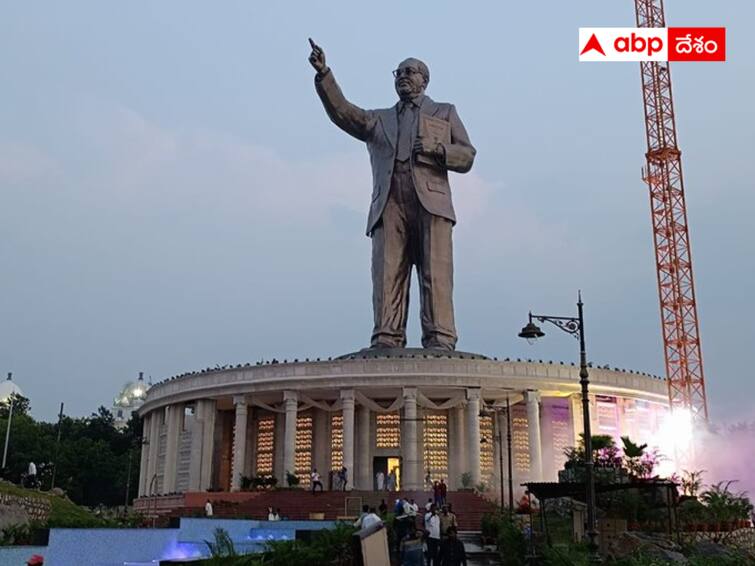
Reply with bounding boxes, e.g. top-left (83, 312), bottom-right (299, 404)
top-left (309, 39), bottom-right (476, 350)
